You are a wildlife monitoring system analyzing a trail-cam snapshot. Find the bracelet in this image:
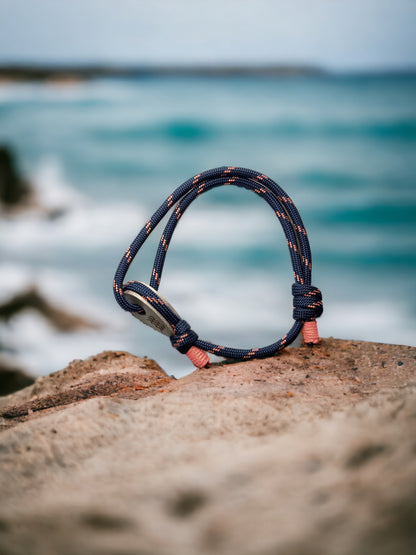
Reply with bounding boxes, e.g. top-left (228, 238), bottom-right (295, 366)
top-left (113, 166), bottom-right (323, 368)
